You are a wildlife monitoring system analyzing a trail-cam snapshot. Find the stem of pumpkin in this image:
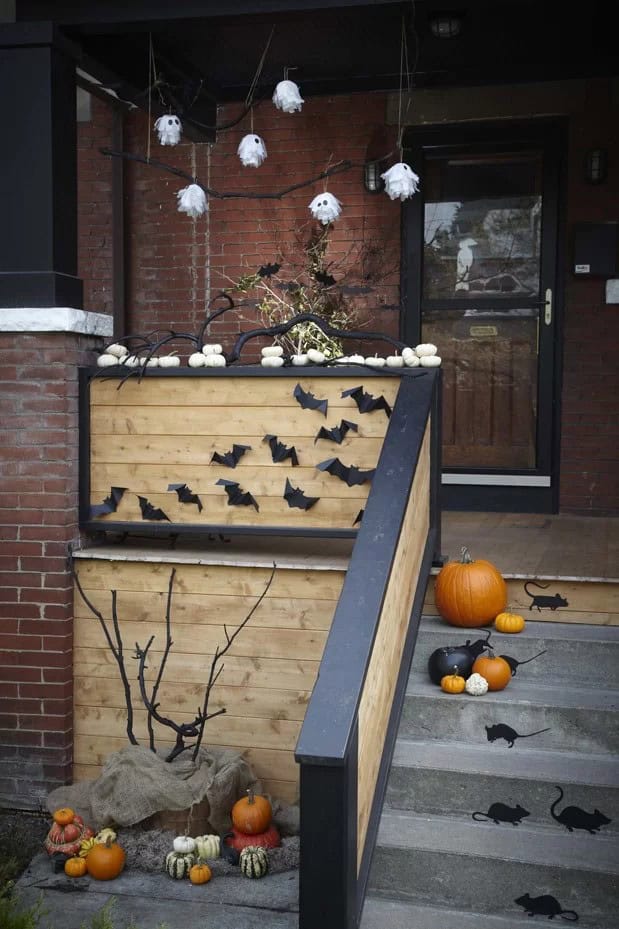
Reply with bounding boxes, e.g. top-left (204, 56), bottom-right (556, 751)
top-left (460, 546), bottom-right (474, 563)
